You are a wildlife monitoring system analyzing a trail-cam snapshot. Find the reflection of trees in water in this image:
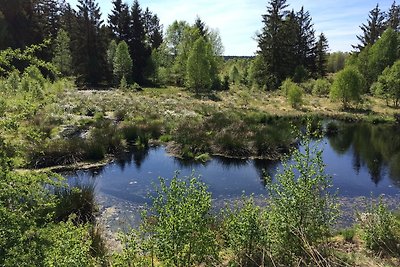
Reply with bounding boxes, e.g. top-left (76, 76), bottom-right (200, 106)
top-left (115, 147), bottom-right (150, 171)
top-left (328, 122), bottom-right (400, 186)
top-left (253, 158), bottom-right (279, 187)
